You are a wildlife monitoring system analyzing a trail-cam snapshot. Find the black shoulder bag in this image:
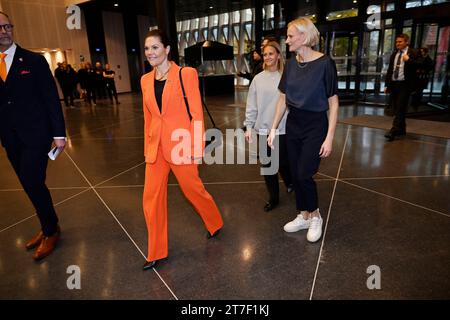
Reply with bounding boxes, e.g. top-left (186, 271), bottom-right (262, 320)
top-left (179, 67), bottom-right (220, 148)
